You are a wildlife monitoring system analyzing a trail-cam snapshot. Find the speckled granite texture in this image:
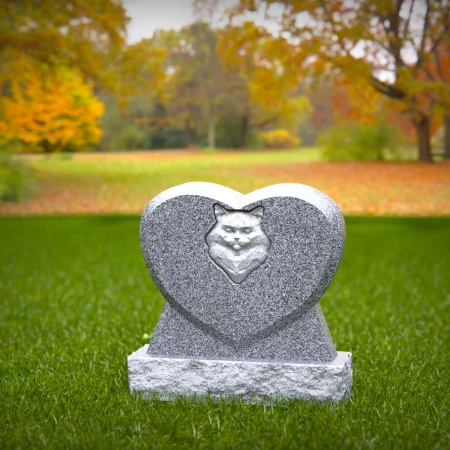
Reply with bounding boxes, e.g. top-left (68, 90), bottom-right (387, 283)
top-left (128, 345), bottom-right (353, 402)
top-left (139, 182), bottom-right (346, 363)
